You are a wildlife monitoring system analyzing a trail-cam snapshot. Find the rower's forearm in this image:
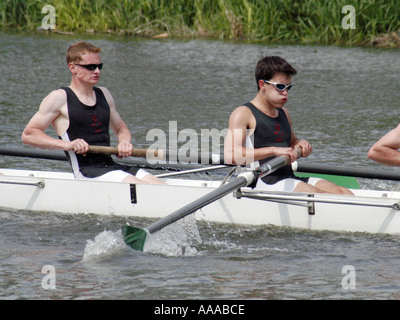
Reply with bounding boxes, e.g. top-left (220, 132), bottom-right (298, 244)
top-left (225, 146), bottom-right (277, 165)
top-left (116, 128), bottom-right (132, 145)
top-left (290, 138), bottom-right (301, 149)
top-left (368, 147), bottom-right (400, 166)
top-left (225, 150), bottom-right (256, 166)
top-left (22, 130), bottom-right (69, 150)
